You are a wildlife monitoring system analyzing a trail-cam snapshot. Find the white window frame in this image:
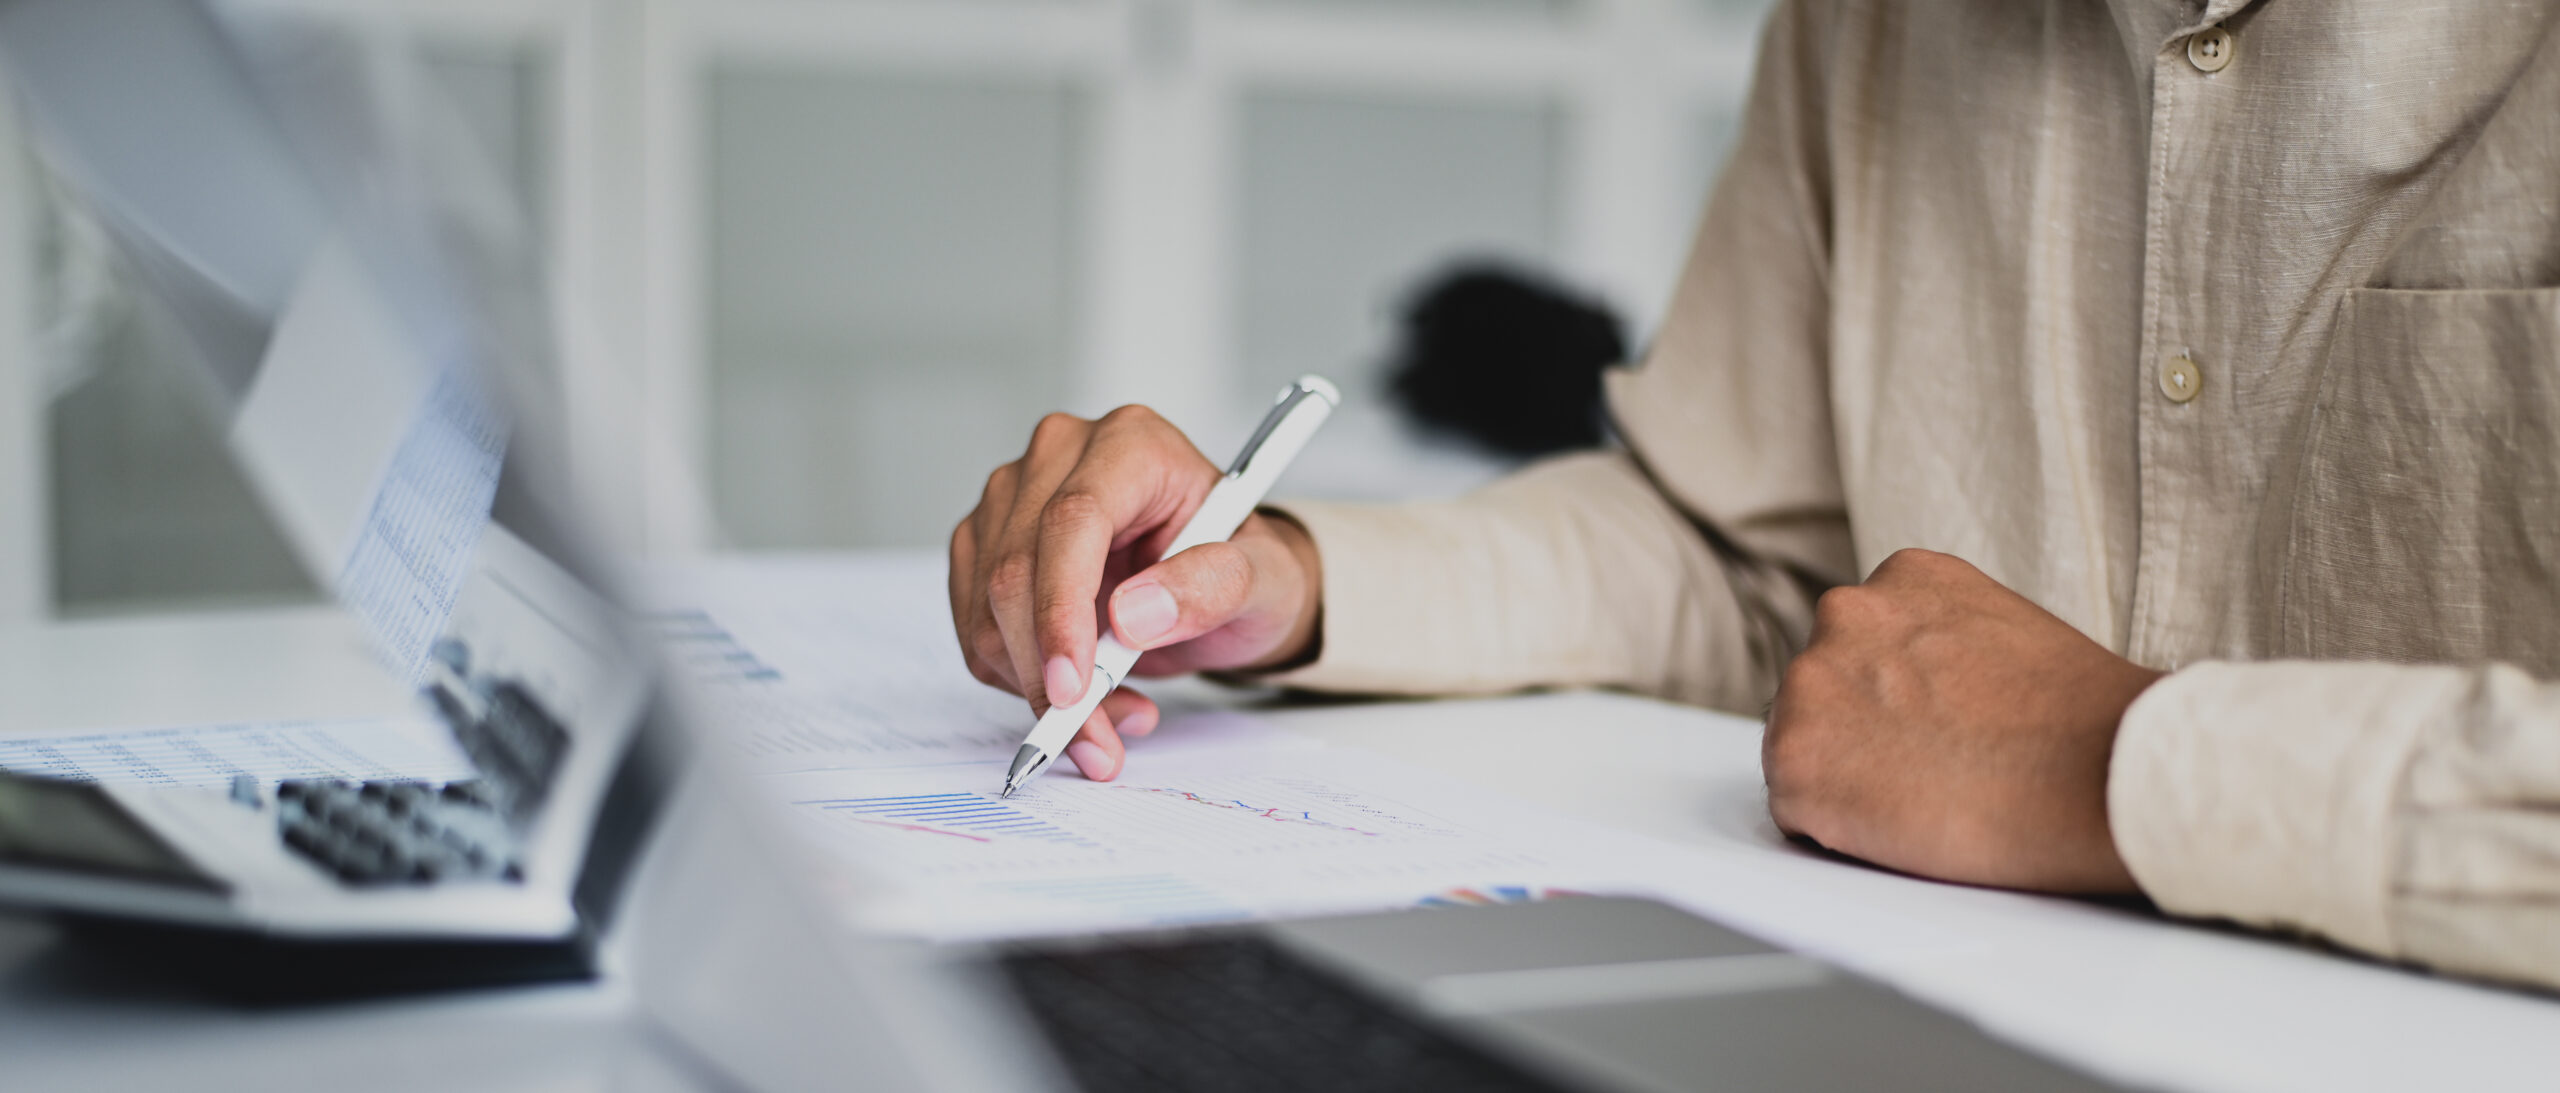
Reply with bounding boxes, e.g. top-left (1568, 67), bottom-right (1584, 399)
top-left (0, 0), bottom-right (1771, 614)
